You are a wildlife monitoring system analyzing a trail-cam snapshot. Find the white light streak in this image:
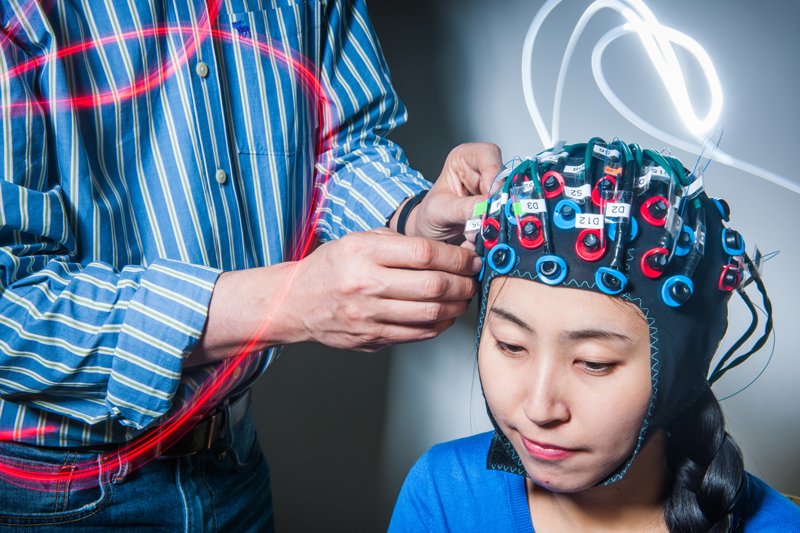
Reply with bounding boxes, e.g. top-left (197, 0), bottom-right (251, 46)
top-left (522, 0), bottom-right (800, 195)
